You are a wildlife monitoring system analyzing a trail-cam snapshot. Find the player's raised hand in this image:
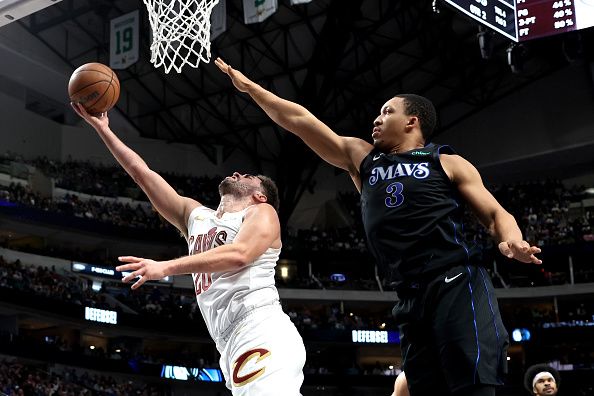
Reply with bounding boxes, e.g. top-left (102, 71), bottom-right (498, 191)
top-left (116, 256), bottom-right (167, 290)
top-left (215, 57), bottom-right (254, 93)
top-left (70, 102), bottom-right (109, 130)
top-left (498, 240), bottom-right (542, 264)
